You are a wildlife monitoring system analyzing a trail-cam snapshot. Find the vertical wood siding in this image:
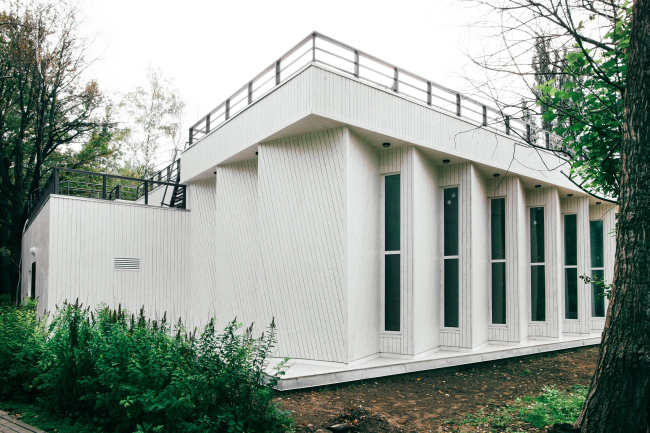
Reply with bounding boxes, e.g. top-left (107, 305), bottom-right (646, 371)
top-left (346, 129), bottom-right (381, 361)
top-left (213, 161), bottom-right (262, 332)
top-left (438, 163), bottom-right (472, 348)
top-left (258, 128), bottom-right (348, 362)
top-left (45, 196), bottom-right (190, 323)
top-left (469, 165), bottom-right (490, 348)
top-left (185, 178), bottom-right (219, 327)
top-left (526, 188), bottom-right (562, 338)
top-left (411, 148), bottom-right (441, 354)
top-left (21, 200), bottom-right (51, 315)
top-left (487, 176), bottom-right (528, 343)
